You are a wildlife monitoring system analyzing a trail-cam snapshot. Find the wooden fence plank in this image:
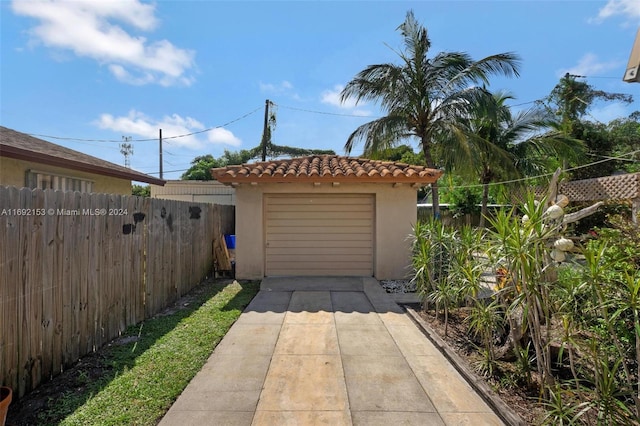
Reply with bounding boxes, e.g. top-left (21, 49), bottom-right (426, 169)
top-left (40, 190), bottom-right (55, 381)
top-left (28, 189), bottom-right (44, 390)
top-left (61, 191), bottom-right (76, 367)
top-left (78, 192), bottom-right (91, 355)
top-left (17, 188), bottom-right (30, 396)
top-left (0, 188), bottom-right (233, 395)
top-left (0, 188), bottom-right (9, 388)
top-left (1, 187), bottom-right (19, 390)
top-left (51, 190), bottom-right (64, 381)
top-left (177, 203), bottom-right (186, 298)
top-left (167, 200), bottom-right (177, 303)
top-left (85, 194), bottom-right (97, 352)
top-left (92, 193), bottom-right (107, 349)
top-left (122, 196), bottom-right (132, 326)
top-left (136, 196), bottom-right (149, 323)
top-left (71, 192), bottom-right (82, 365)
top-left (145, 200), bottom-right (160, 317)
top-left (107, 193), bottom-right (116, 340)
